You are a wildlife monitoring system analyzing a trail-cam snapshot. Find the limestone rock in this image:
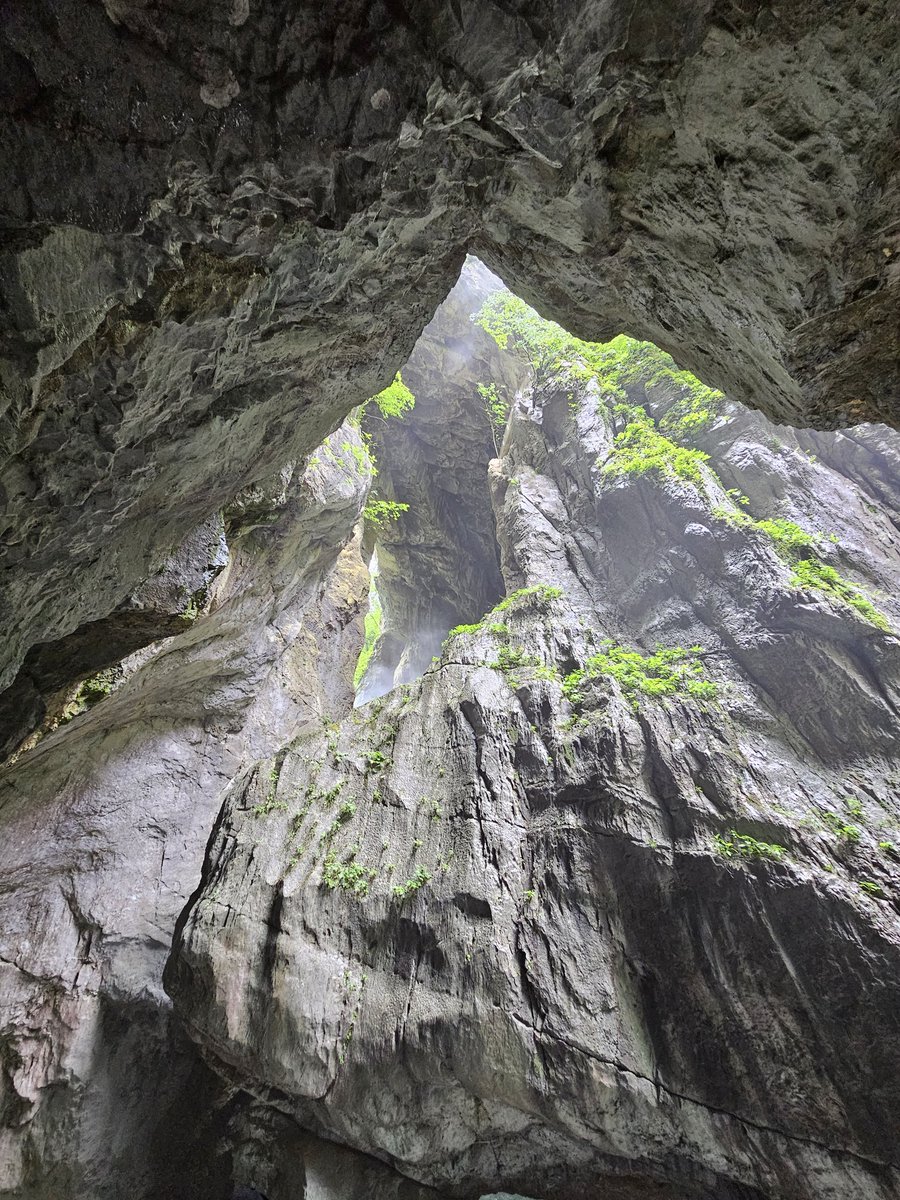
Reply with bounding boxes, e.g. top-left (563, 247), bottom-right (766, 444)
top-left (0, 424), bottom-right (374, 1197)
top-left (1, 0), bottom-right (898, 732)
top-left (168, 282), bottom-right (900, 1199)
